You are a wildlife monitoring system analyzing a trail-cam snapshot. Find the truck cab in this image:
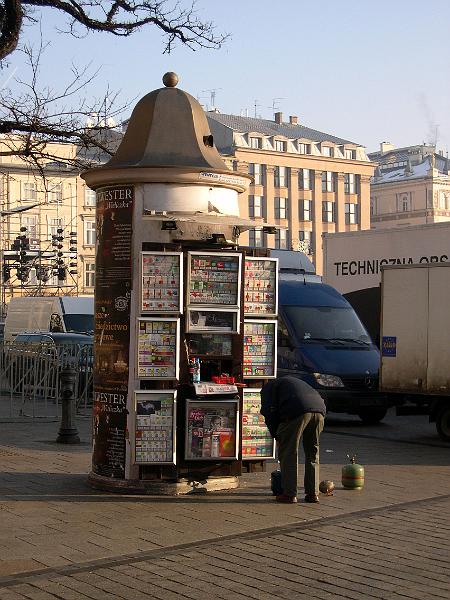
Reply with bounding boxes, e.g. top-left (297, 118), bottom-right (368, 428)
top-left (270, 250), bottom-right (390, 424)
top-left (277, 280), bottom-right (388, 422)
